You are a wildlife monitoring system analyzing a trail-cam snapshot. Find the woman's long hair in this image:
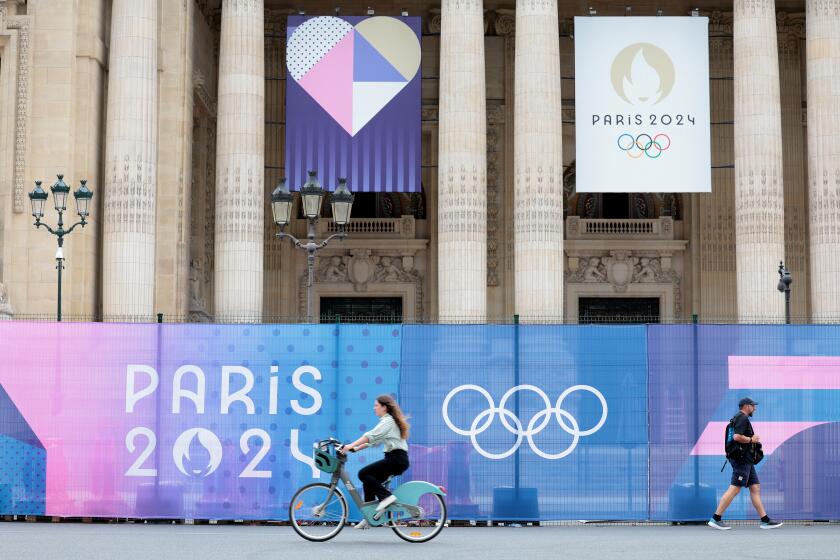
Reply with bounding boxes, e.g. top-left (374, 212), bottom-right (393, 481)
top-left (377, 394), bottom-right (410, 440)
